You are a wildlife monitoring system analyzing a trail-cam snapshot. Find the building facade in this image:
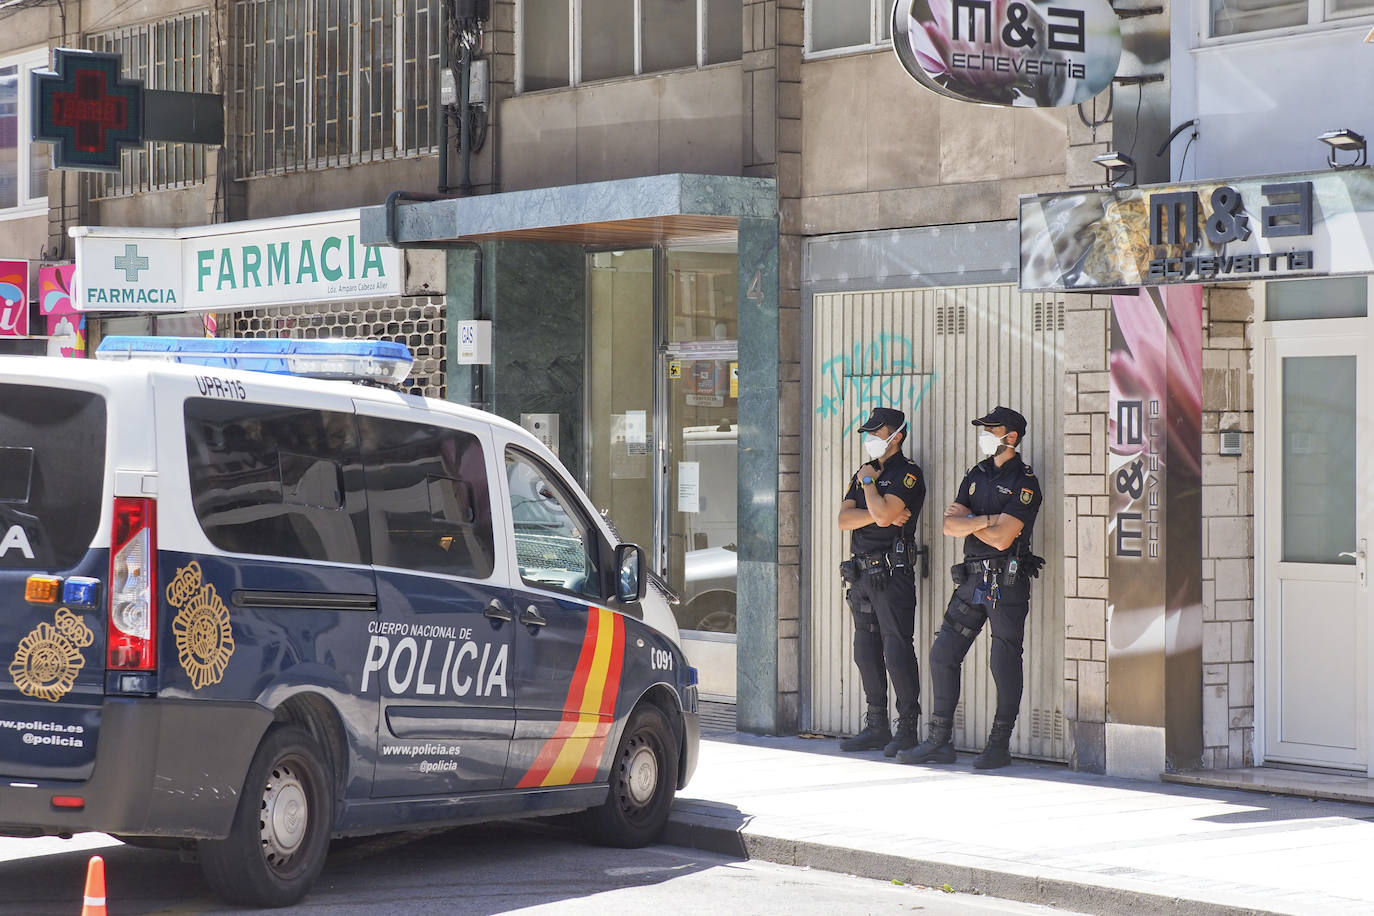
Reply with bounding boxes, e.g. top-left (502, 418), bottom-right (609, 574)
top-left (4, 0), bottom-right (1369, 780)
